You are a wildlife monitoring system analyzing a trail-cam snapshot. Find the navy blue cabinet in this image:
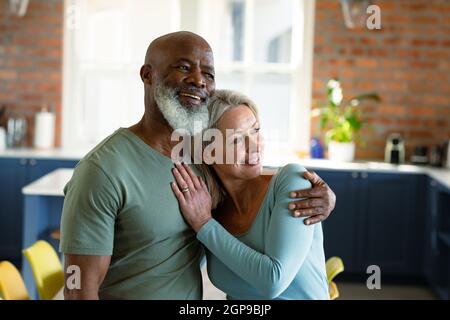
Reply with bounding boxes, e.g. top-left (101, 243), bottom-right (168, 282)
top-left (0, 158), bottom-right (28, 264)
top-left (363, 173), bottom-right (424, 276)
top-left (0, 157), bottom-right (78, 267)
top-left (310, 170), bottom-right (363, 273)
top-left (312, 169), bottom-right (423, 277)
top-left (424, 177), bottom-right (450, 299)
